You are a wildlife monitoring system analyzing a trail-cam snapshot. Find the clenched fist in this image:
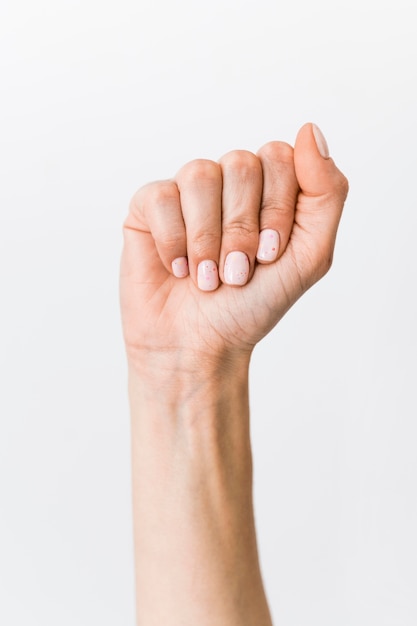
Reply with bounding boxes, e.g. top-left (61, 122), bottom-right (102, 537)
top-left (120, 123), bottom-right (348, 369)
